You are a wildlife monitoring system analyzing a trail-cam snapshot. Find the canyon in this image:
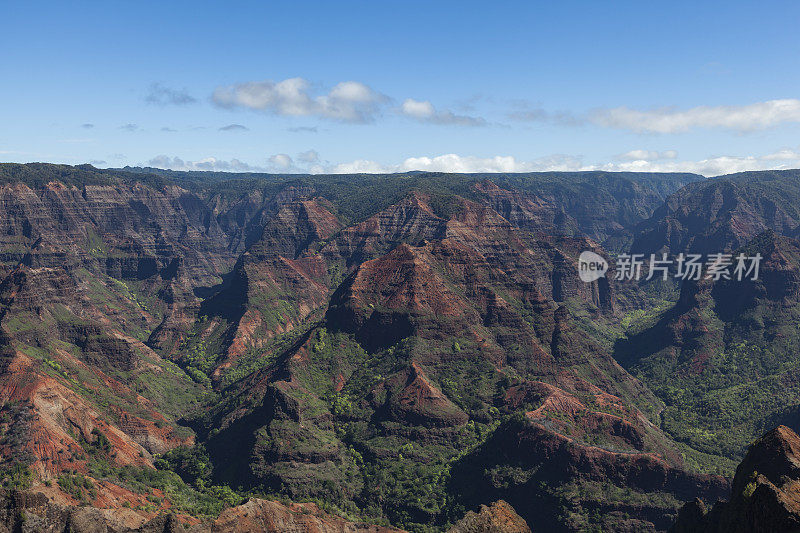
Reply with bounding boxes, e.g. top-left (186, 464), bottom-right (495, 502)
top-left (1, 163), bottom-right (799, 531)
